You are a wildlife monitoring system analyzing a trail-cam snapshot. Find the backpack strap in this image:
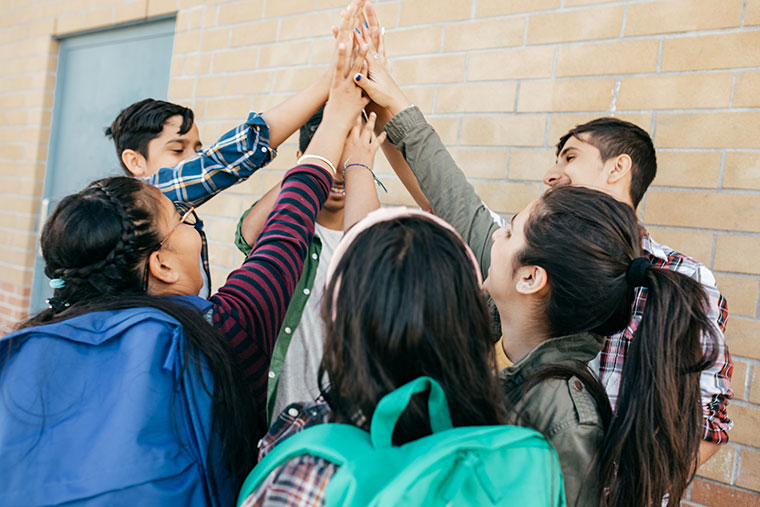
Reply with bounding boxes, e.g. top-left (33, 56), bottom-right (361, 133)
top-left (236, 423), bottom-right (371, 506)
top-left (370, 376), bottom-right (453, 448)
